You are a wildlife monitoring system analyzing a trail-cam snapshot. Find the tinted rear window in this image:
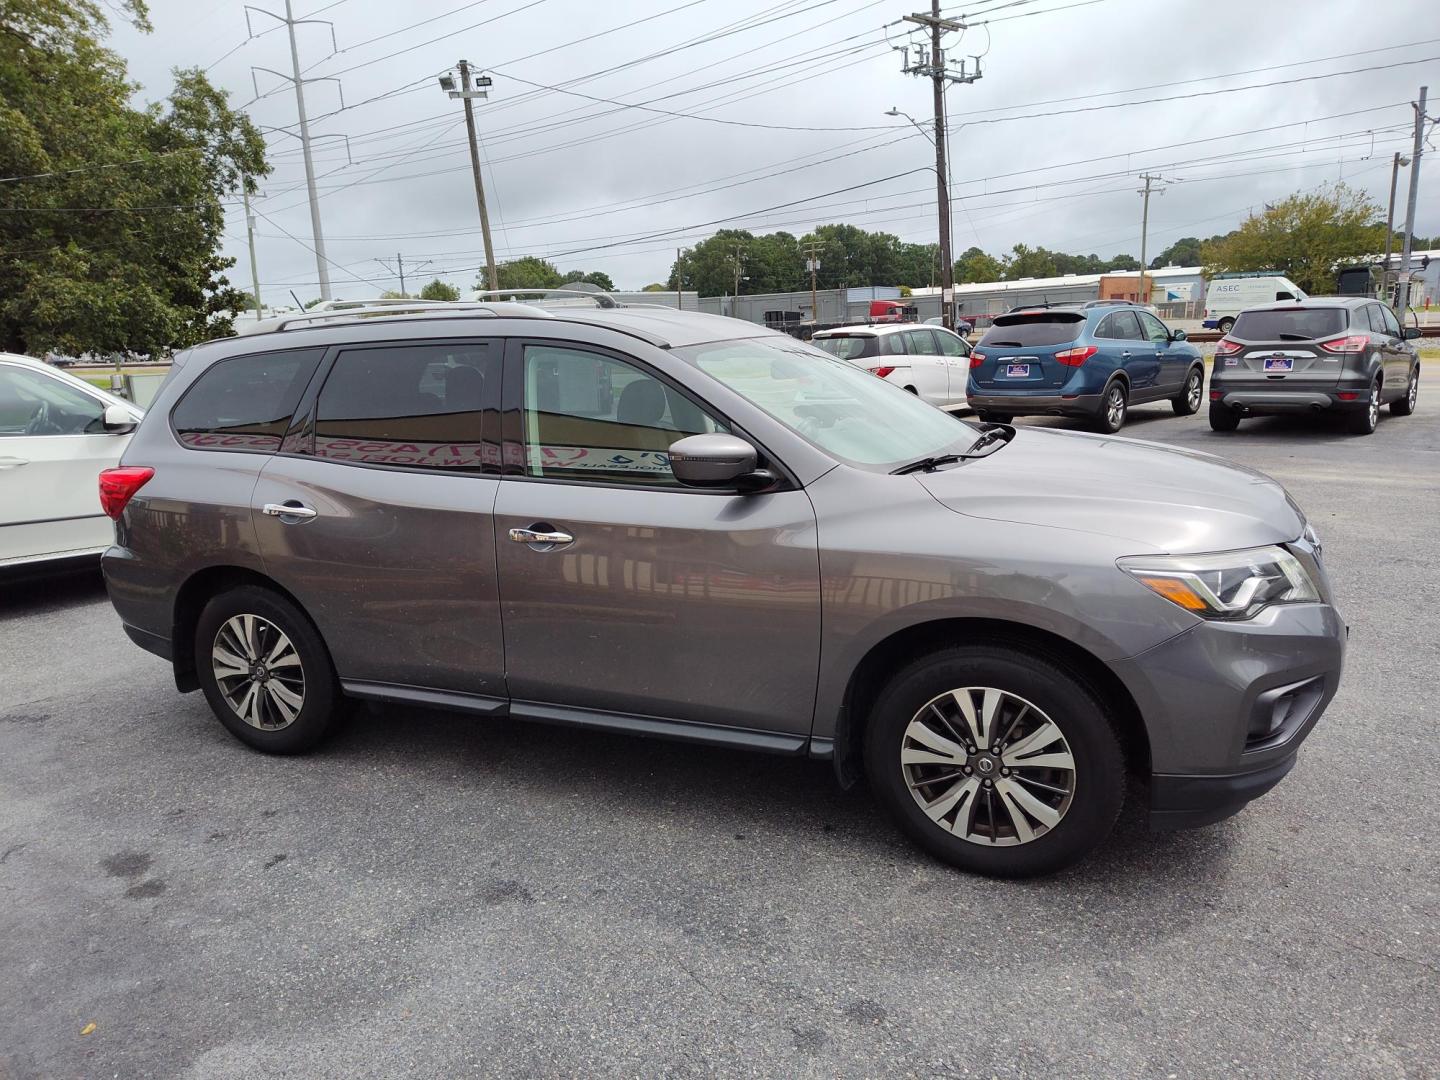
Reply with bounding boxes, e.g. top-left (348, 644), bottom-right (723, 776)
top-left (977, 314), bottom-right (1084, 348)
top-left (1231, 308), bottom-right (1348, 341)
top-left (813, 335), bottom-right (877, 360)
top-left (171, 349), bottom-right (323, 452)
